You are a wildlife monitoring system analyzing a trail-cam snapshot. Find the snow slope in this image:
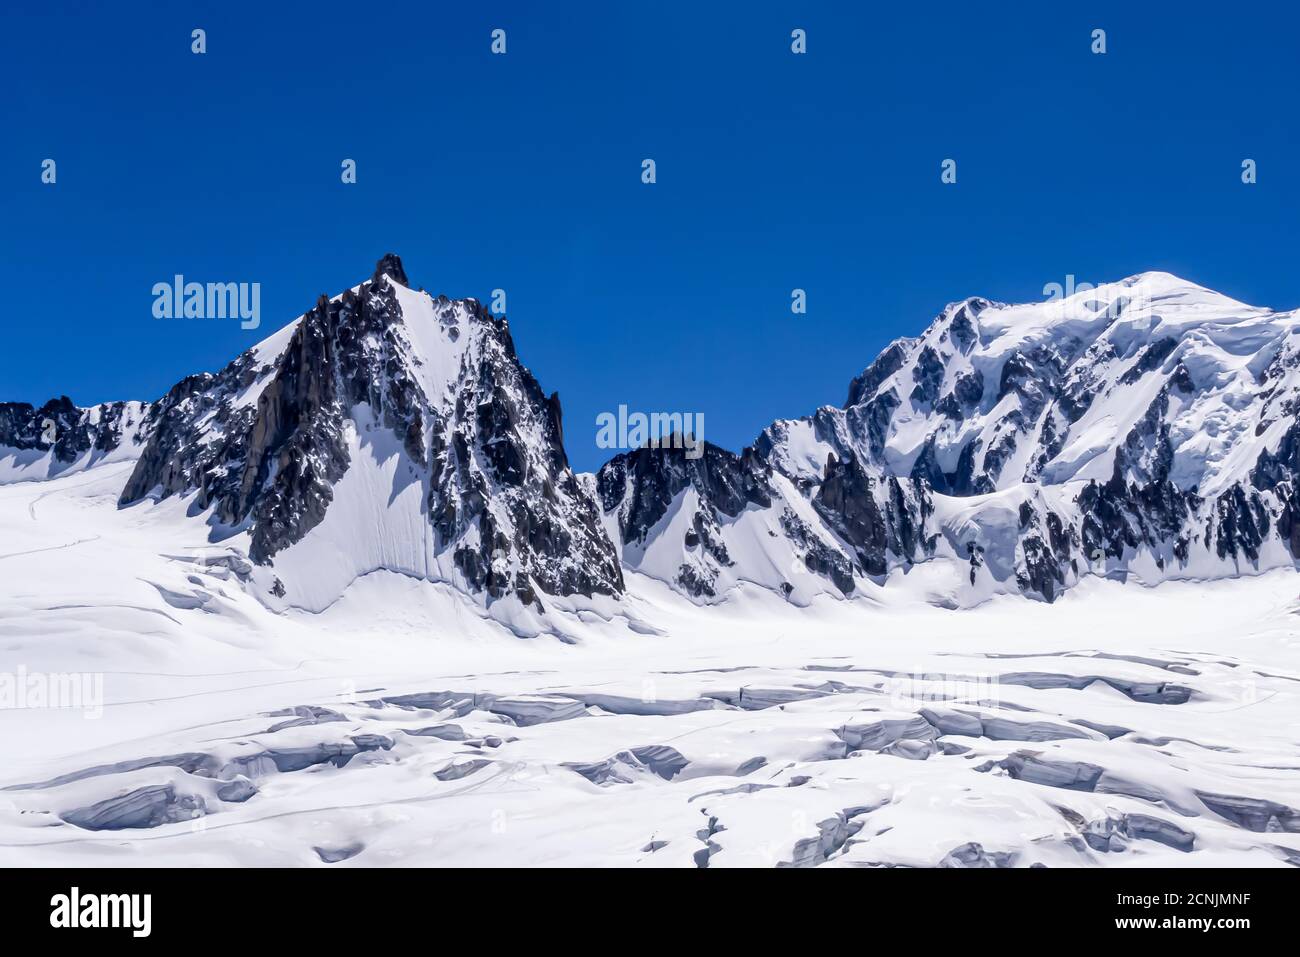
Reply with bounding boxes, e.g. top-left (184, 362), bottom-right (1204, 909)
top-left (2, 463), bottom-right (1299, 867)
